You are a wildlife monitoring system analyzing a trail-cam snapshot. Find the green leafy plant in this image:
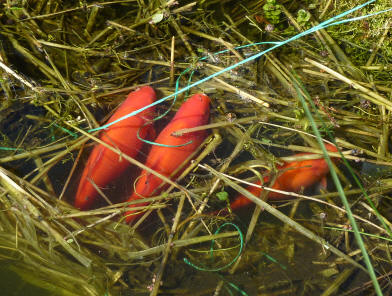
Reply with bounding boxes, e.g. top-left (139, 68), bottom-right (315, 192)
top-left (263, 0), bottom-right (282, 24)
top-left (297, 9), bottom-right (311, 27)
